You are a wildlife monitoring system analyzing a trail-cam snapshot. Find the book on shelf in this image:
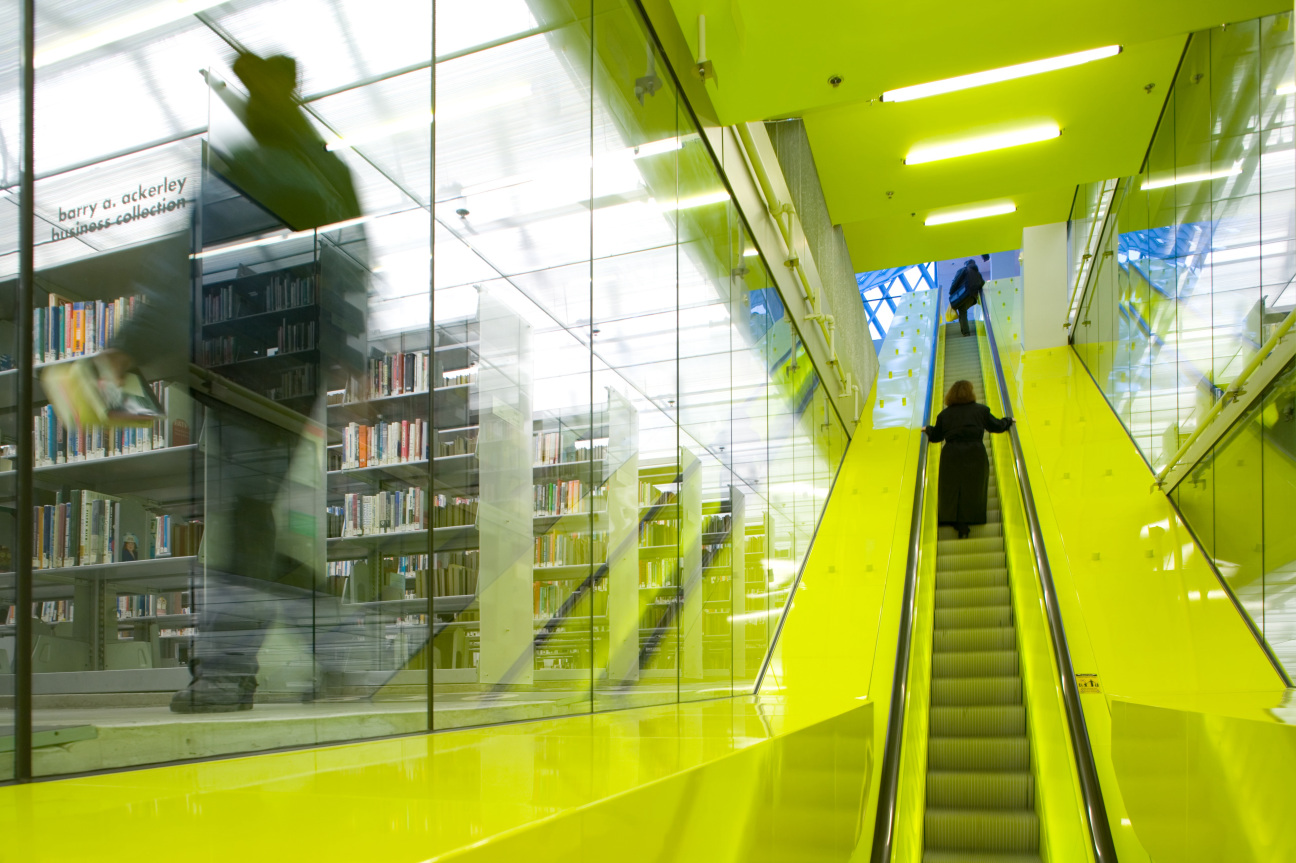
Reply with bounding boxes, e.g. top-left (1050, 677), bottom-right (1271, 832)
top-left (429, 493), bottom-right (474, 529)
top-left (533, 531), bottom-right (609, 568)
top-left (33, 381), bottom-right (191, 464)
top-left (203, 273), bottom-right (315, 323)
top-left (30, 489), bottom-right (153, 569)
top-left (534, 432), bottom-right (609, 466)
top-left (116, 591), bottom-right (189, 619)
top-left (427, 551), bottom-right (477, 597)
top-left (340, 419), bottom-right (428, 469)
top-left (151, 514), bottom-right (203, 558)
top-left (367, 349), bottom-right (430, 399)
top-left (332, 487), bottom-right (428, 537)
top-left (639, 519), bottom-right (679, 547)
top-left (638, 483), bottom-right (678, 507)
top-left (438, 431), bottom-right (477, 457)
top-left (639, 558), bottom-right (677, 588)
top-left (34, 293), bottom-right (141, 364)
top-left (702, 513), bottom-right (732, 535)
top-left (440, 363), bottom-right (476, 388)
top-left (533, 578), bottom-right (608, 621)
top-left (534, 480), bottom-right (602, 516)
